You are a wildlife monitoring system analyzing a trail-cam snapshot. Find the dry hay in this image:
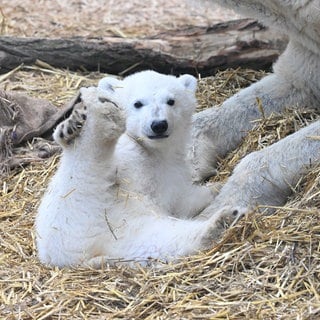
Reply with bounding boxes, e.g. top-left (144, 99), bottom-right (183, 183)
top-left (0, 0), bottom-right (238, 38)
top-left (1, 66), bottom-right (320, 319)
